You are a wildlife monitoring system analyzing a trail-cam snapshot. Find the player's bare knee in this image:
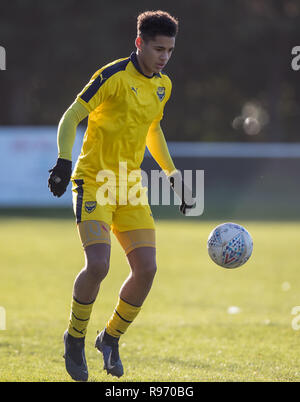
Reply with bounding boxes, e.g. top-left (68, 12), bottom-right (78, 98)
top-left (84, 243), bottom-right (111, 282)
top-left (136, 261), bottom-right (157, 282)
top-left (86, 257), bottom-right (109, 282)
